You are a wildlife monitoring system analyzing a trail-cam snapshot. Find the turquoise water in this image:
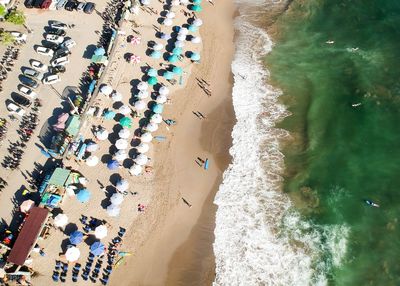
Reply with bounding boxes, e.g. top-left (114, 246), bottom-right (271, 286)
top-left (267, 0), bottom-right (400, 284)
